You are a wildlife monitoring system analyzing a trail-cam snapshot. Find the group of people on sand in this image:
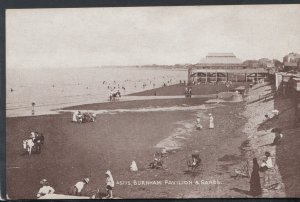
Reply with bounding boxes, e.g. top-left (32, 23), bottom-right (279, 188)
top-left (184, 87), bottom-right (192, 98)
top-left (72, 111), bottom-right (96, 123)
top-left (36, 170), bottom-right (115, 199)
top-left (109, 89), bottom-right (121, 102)
top-left (193, 107), bottom-right (281, 197)
top-left (196, 113), bottom-right (214, 130)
